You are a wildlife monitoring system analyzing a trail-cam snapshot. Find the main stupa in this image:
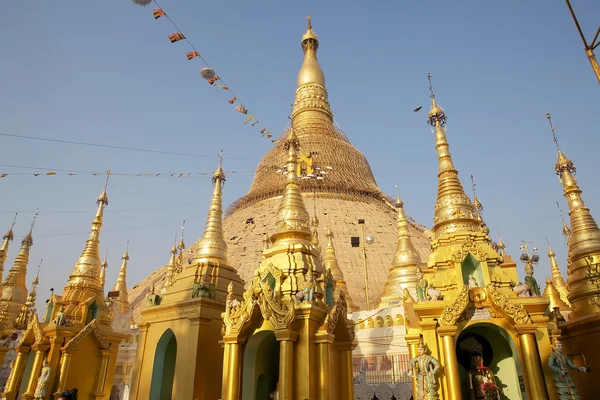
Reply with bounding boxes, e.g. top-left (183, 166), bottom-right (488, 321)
top-left (129, 17), bottom-right (432, 319)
